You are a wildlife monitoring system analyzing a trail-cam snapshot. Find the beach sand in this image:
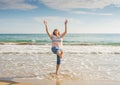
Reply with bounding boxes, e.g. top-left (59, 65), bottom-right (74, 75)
top-left (0, 80), bottom-right (30, 85)
top-left (0, 78), bottom-right (120, 85)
